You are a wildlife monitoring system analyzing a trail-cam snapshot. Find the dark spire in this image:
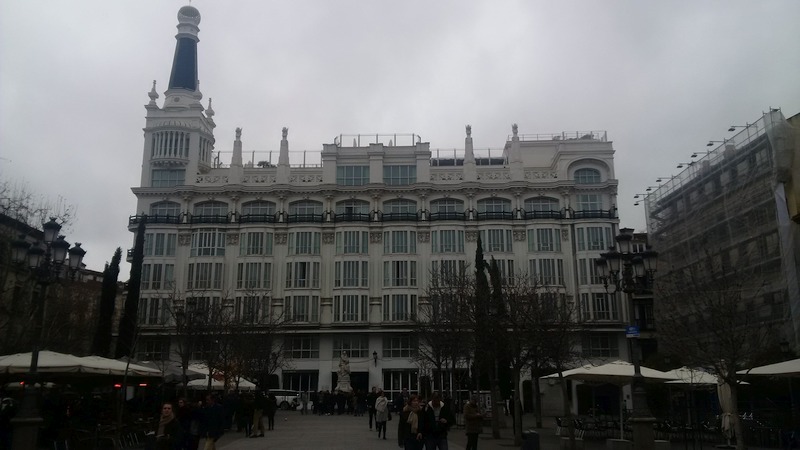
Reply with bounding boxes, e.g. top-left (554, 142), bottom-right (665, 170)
top-left (168, 6), bottom-right (201, 91)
